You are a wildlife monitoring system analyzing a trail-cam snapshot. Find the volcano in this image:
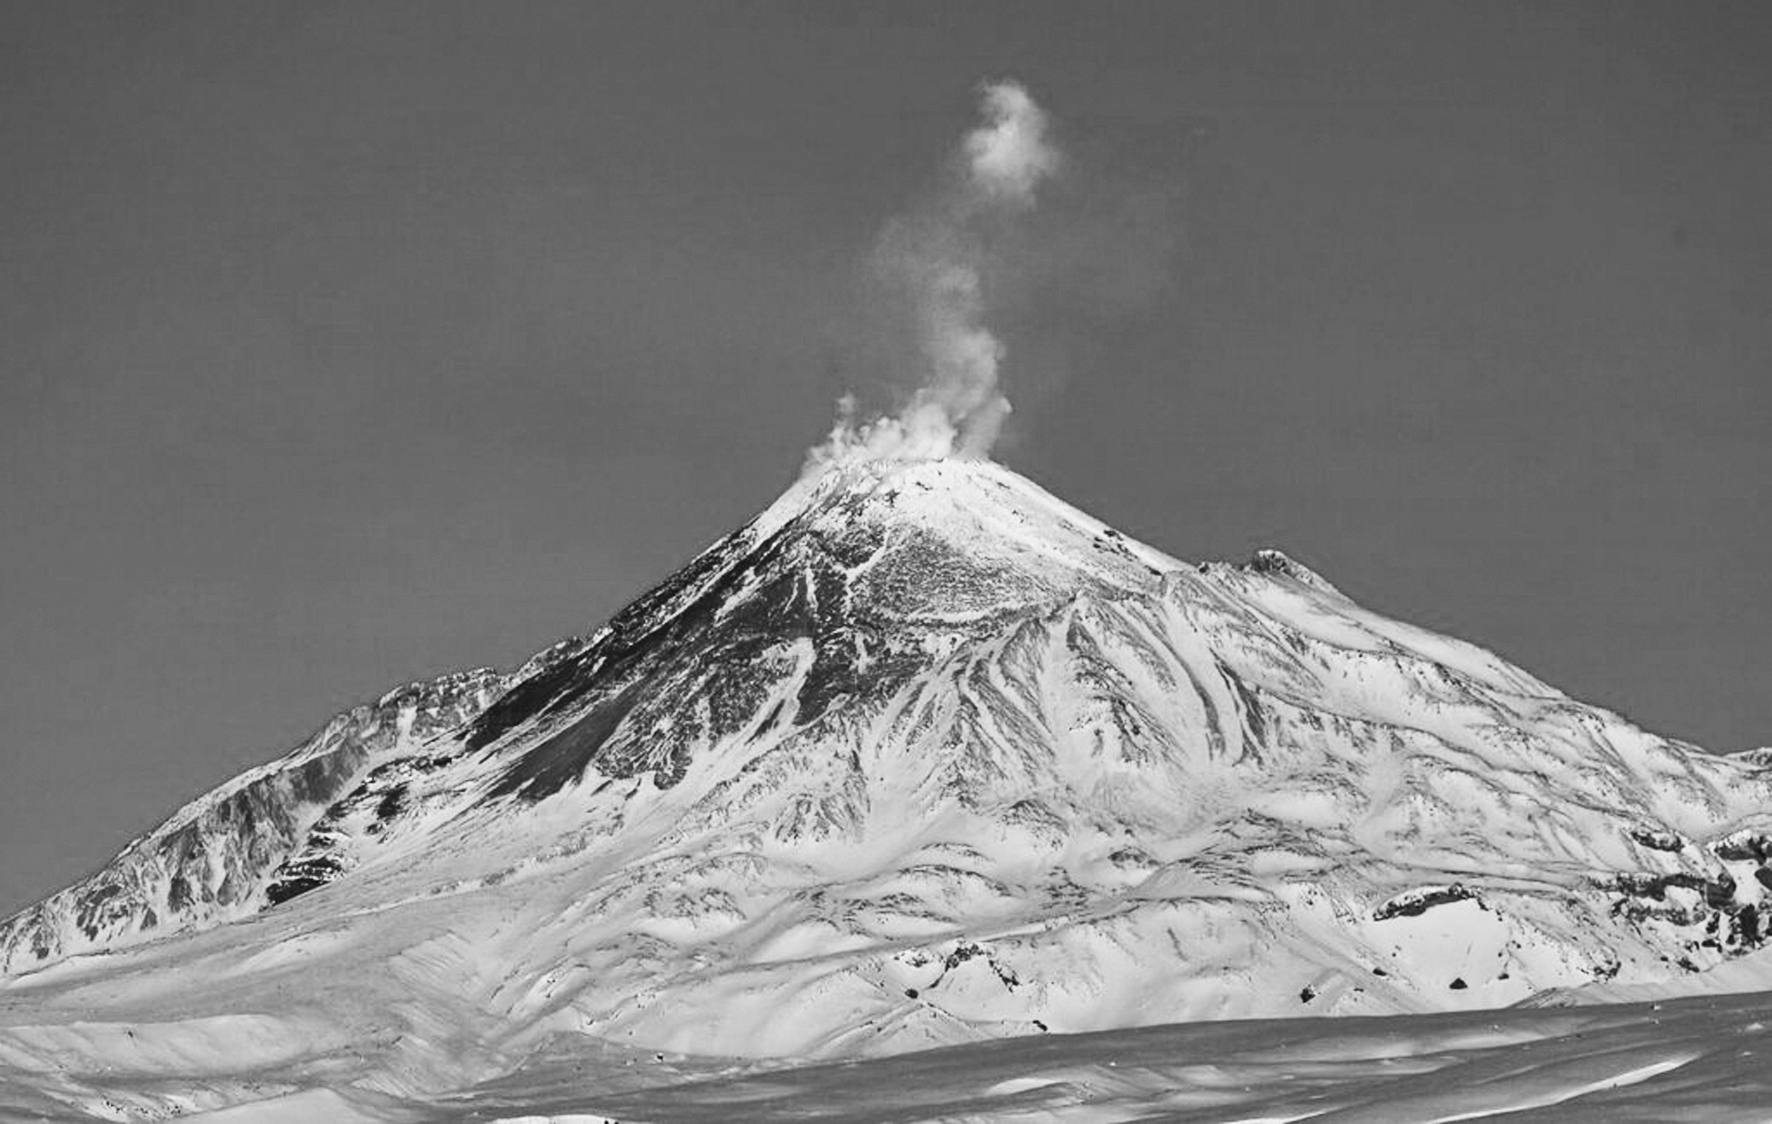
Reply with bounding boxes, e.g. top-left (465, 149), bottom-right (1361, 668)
top-left (3, 457), bottom-right (1771, 1120)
